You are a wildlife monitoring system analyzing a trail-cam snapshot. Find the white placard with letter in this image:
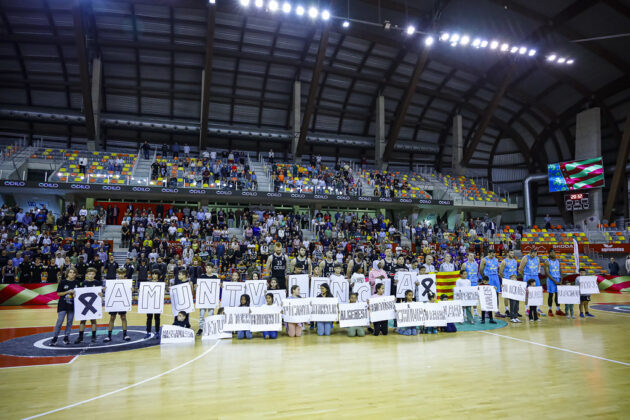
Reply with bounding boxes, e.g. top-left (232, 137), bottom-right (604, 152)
top-left (221, 282), bottom-right (247, 308)
top-left (138, 282), bottom-right (165, 314)
top-left (74, 287), bottom-right (103, 321)
top-left (453, 286), bottom-right (478, 306)
top-left (222, 307), bottom-right (251, 331)
top-left (288, 274), bottom-right (310, 298)
top-left (441, 300), bottom-right (464, 323)
top-left (395, 302), bottom-right (425, 327)
top-left (269, 289), bottom-right (286, 305)
top-left (577, 276), bottom-right (600, 295)
top-left (310, 277), bottom-right (329, 299)
top-left (330, 279), bottom-right (349, 304)
top-left (424, 303), bottom-right (447, 327)
top-left (478, 285), bottom-right (498, 312)
top-left (245, 280), bottom-right (268, 306)
top-left (527, 286), bottom-right (544, 307)
top-left (338, 302), bottom-right (369, 328)
top-left (371, 276), bottom-right (390, 296)
top-left (395, 271), bottom-right (417, 298)
top-left (350, 273), bottom-right (366, 287)
top-left (105, 279), bottom-right (132, 313)
top-left (415, 274), bottom-right (437, 302)
top-left (310, 297), bottom-right (339, 322)
top-left (368, 295), bottom-right (396, 322)
top-left (352, 282), bottom-right (371, 303)
top-left (160, 325), bottom-right (195, 344)
top-left (202, 315), bottom-right (232, 341)
top-left (282, 298), bottom-right (311, 323)
top-left (171, 282), bottom-right (195, 316)
top-left (502, 279), bottom-right (527, 302)
top-left (195, 278), bottom-right (220, 309)
top-left (250, 305), bottom-right (283, 332)
top-left (557, 285), bottom-right (581, 304)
